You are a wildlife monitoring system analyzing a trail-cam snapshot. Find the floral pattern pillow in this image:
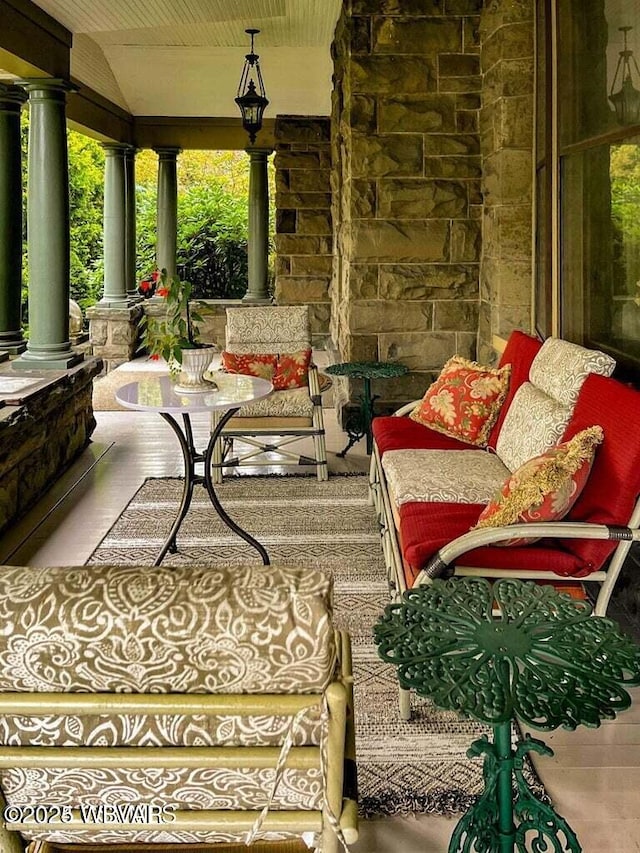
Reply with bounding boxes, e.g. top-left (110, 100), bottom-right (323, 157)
top-left (221, 351), bottom-right (278, 380)
top-left (273, 348), bottom-right (312, 390)
top-left (409, 356), bottom-right (511, 447)
top-left (474, 425), bottom-right (604, 545)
